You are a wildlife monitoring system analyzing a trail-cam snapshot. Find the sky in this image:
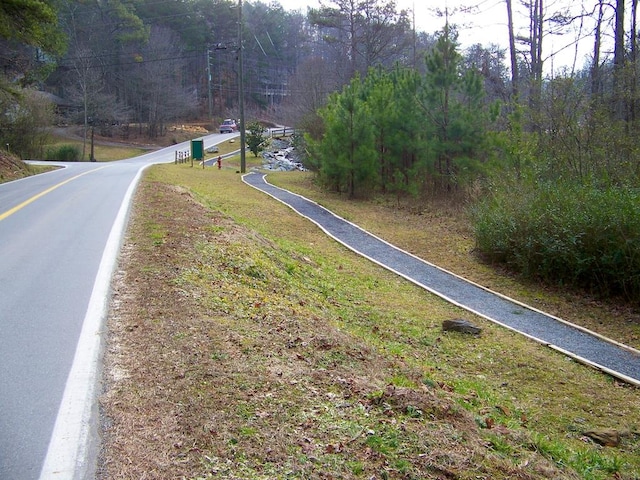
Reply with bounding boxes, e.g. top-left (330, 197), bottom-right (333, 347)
top-left (274, 0), bottom-right (599, 75)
